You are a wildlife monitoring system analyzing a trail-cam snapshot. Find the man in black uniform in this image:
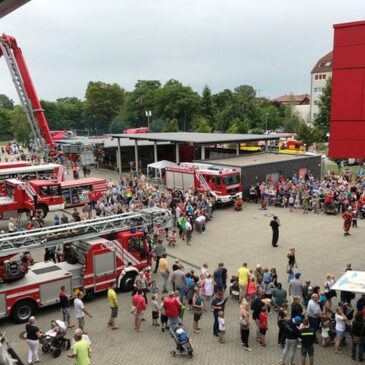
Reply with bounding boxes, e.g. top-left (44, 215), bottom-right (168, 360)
top-left (270, 216), bottom-right (280, 247)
